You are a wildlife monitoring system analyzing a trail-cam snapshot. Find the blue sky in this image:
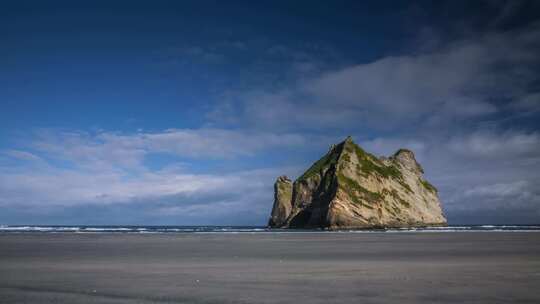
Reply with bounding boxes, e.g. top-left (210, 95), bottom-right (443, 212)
top-left (1, 0), bottom-right (540, 225)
